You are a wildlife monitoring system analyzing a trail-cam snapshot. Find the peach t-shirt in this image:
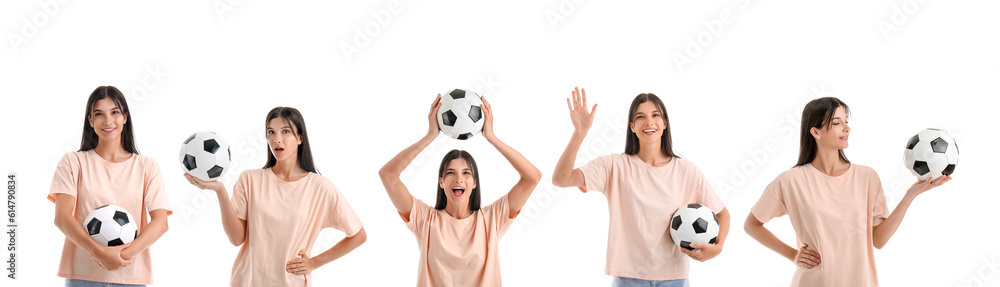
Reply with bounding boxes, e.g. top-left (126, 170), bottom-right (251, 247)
top-left (230, 168), bottom-right (363, 287)
top-left (404, 194), bottom-right (516, 287)
top-left (579, 154), bottom-right (725, 280)
top-left (47, 150), bottom-right (173, 285)
top-left (751, 163), bottom-right (888, 287)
